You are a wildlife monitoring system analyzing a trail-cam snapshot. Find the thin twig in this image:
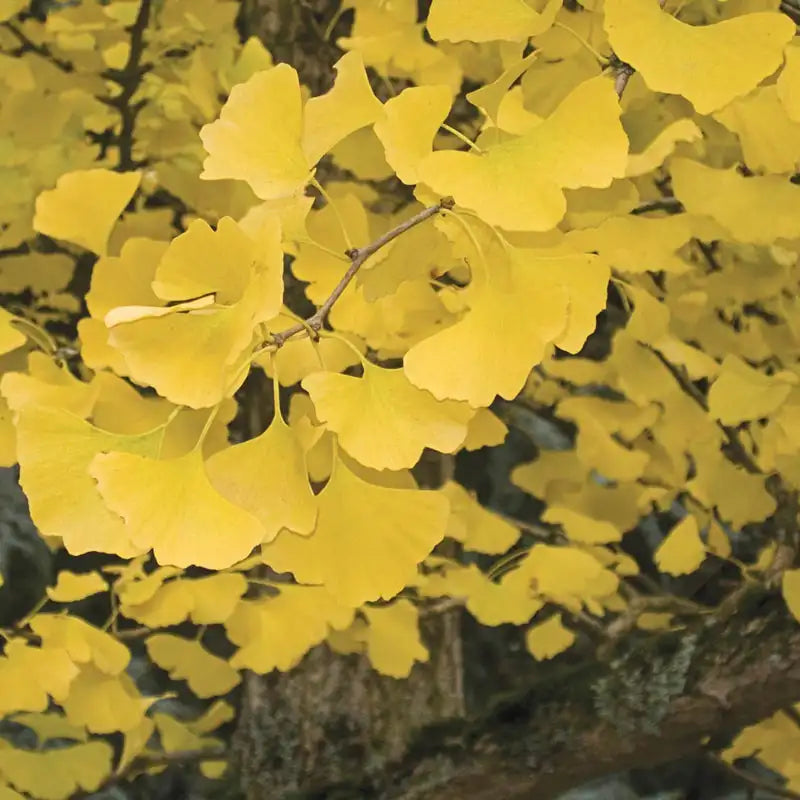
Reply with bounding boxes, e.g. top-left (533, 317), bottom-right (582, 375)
top-left (646, 346), bottom-right (761, 475)
top-left (1, 21), bottom-right (72, 72)
top-left (708, 754), bottom-right (800, 800)
top-left (267, 197), bottom-right (454, 349)
top-left (630, 197), bottom-right (684, 216)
